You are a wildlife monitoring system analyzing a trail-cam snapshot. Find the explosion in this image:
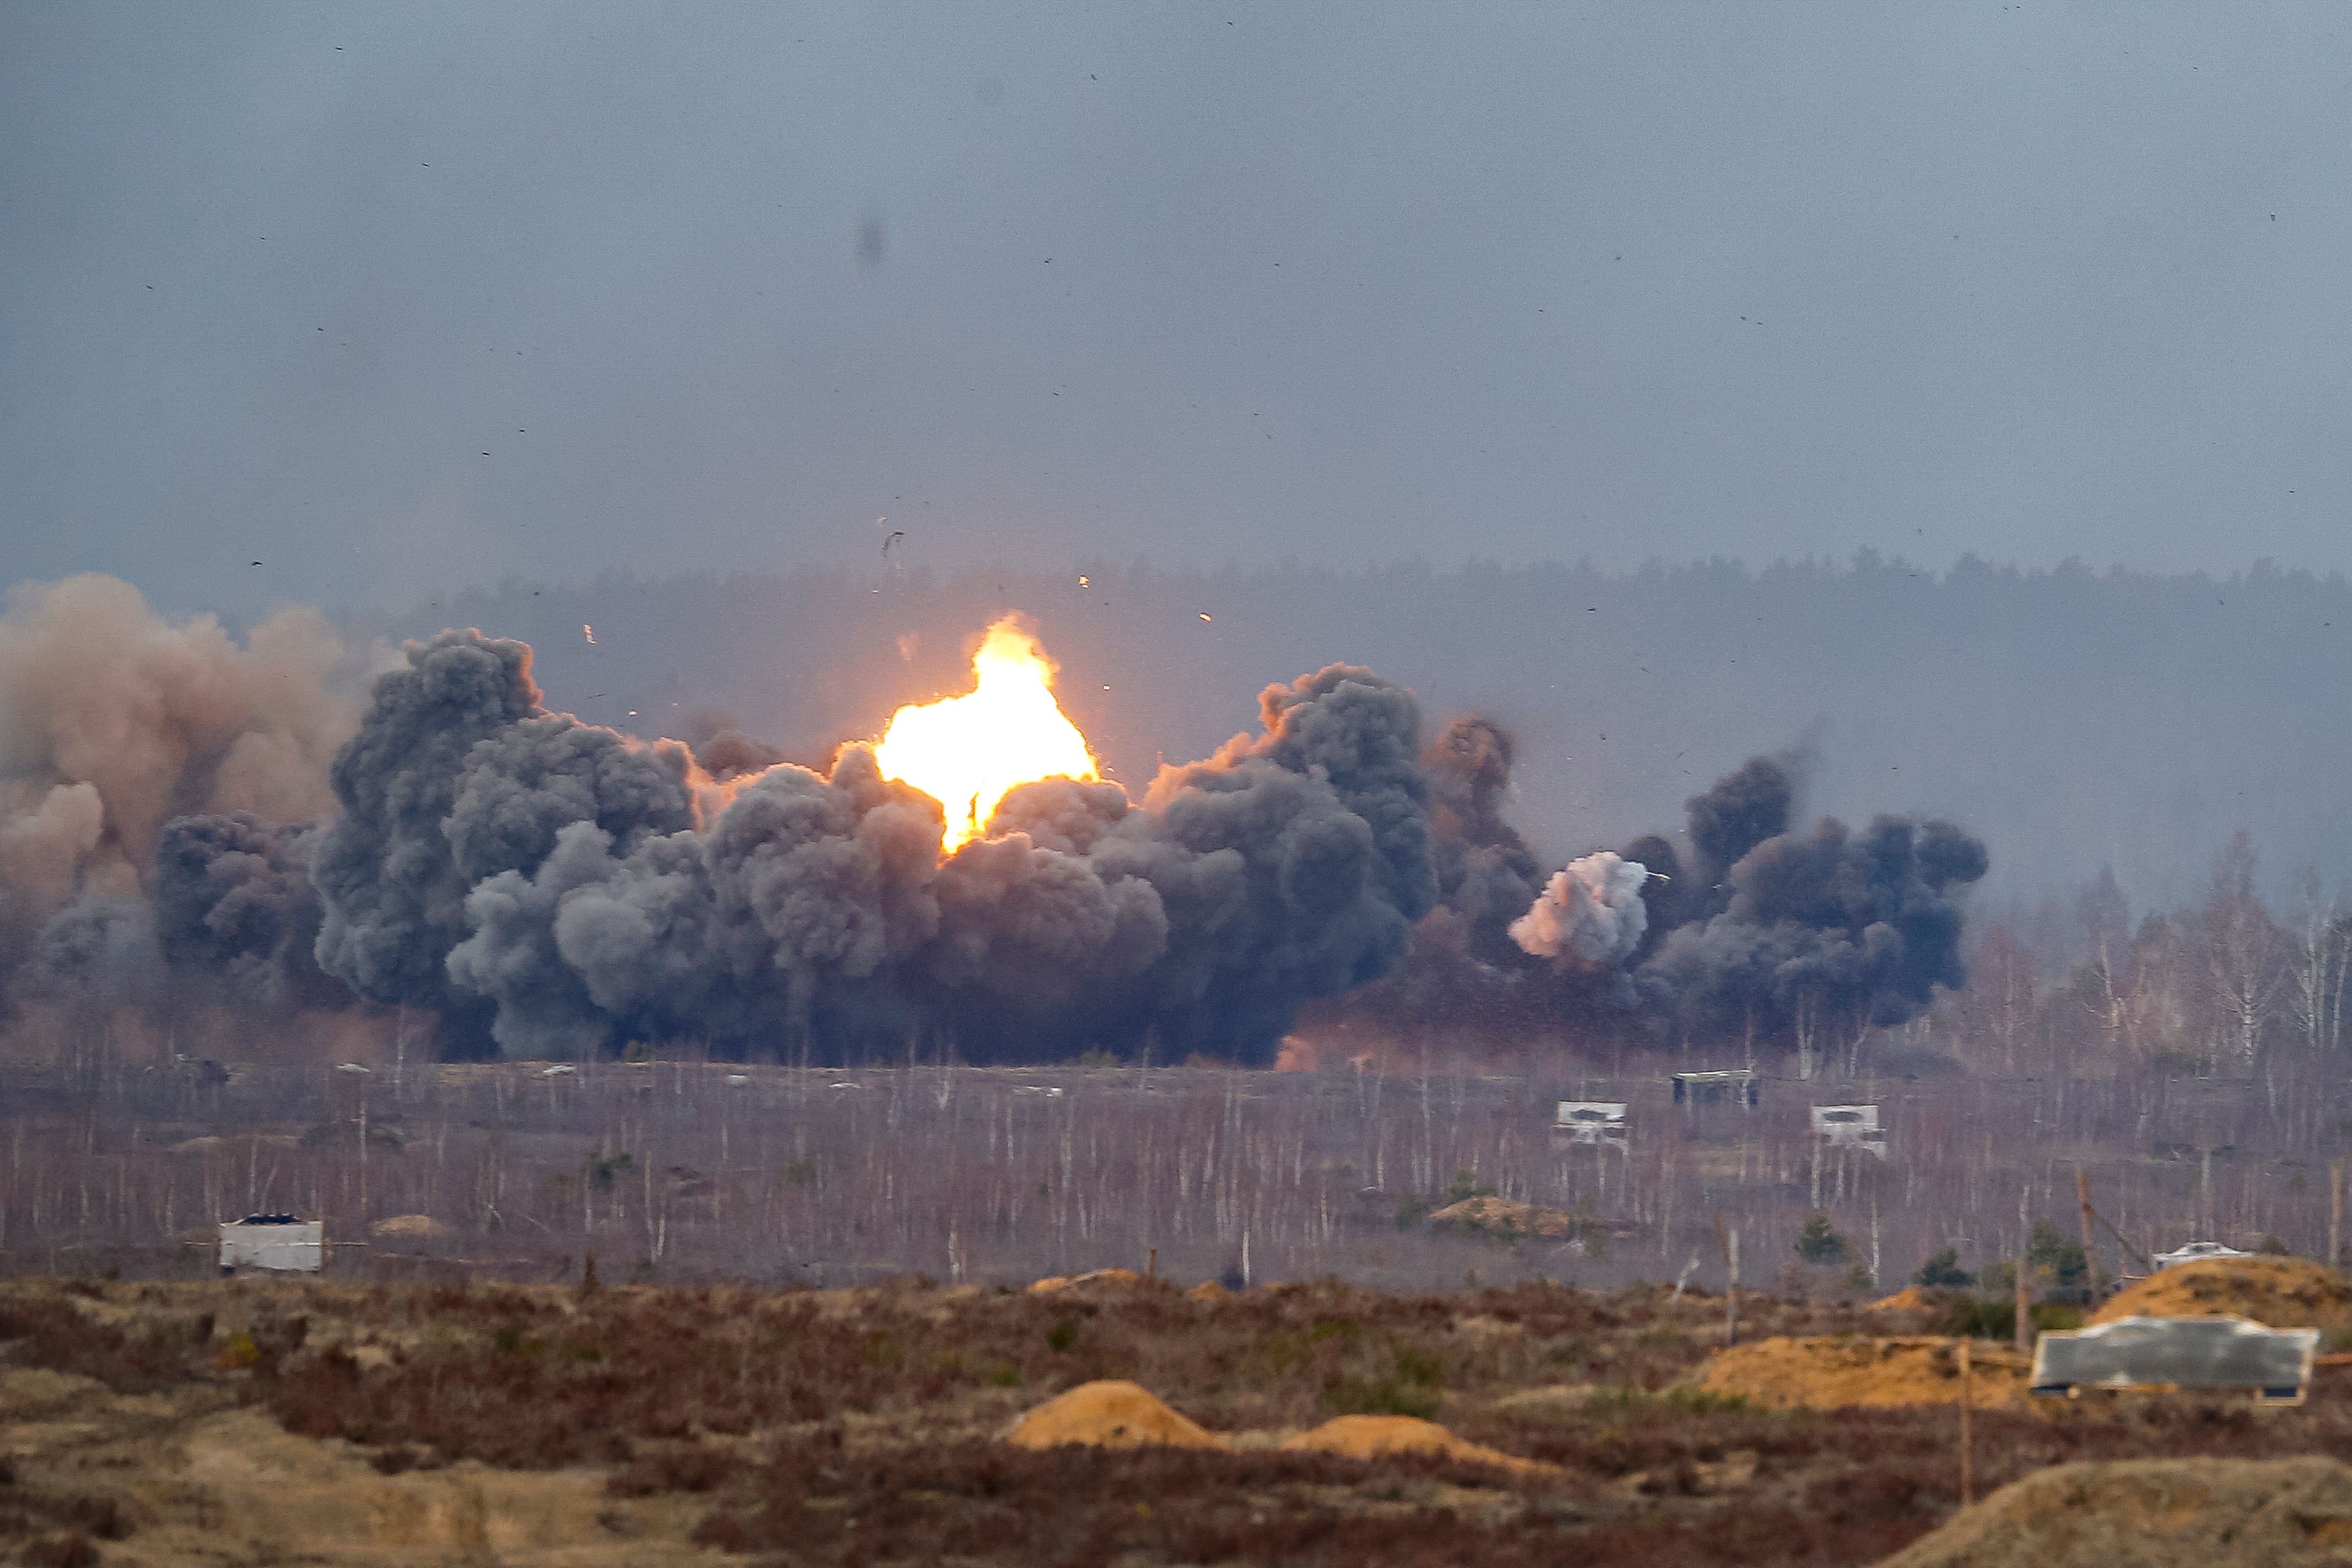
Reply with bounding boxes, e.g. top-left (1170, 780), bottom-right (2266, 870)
top-left (874, 616), bottom-right (1100, 849)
